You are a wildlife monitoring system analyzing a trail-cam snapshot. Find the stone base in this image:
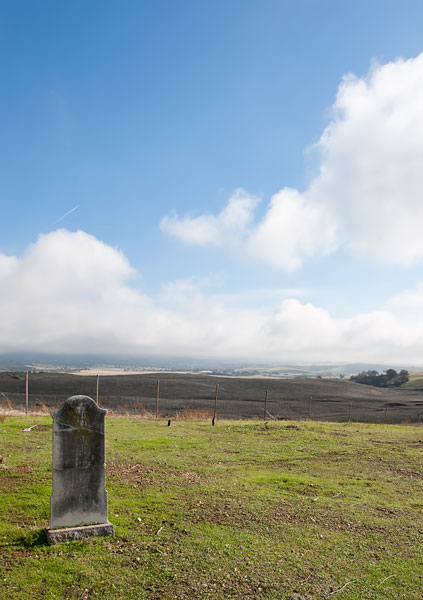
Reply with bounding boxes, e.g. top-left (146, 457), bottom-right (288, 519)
top-left (46, 522), bottom-right (114, 545)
